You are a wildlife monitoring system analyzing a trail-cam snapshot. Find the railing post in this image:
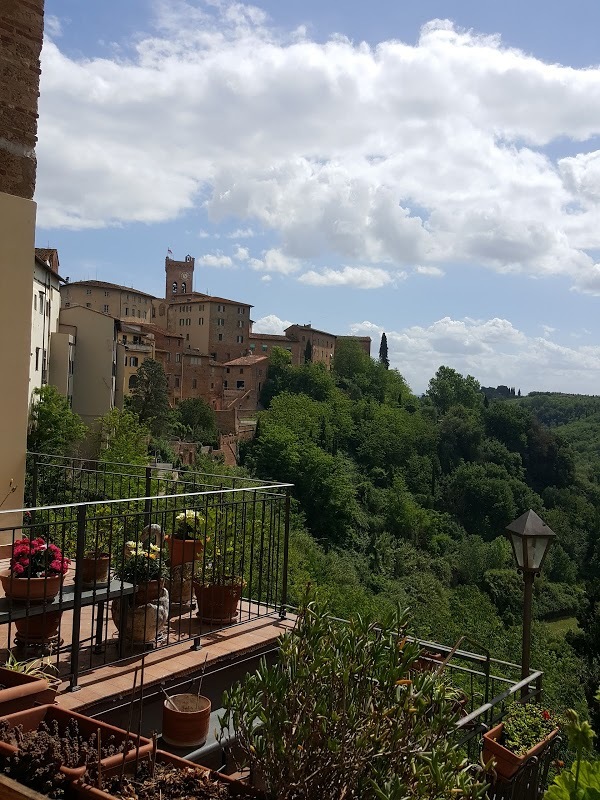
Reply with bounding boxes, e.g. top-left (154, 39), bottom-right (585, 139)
top-left (69, 504), bottom-right (87, 691)
top-left (279, 489), bottom-right (290, 619)
top-left (144, 466), bottom-right (152, 527)
top-left (535, 672), bottom-right (543, 703)
top-left (30, 458), bottom-right (38, 524)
